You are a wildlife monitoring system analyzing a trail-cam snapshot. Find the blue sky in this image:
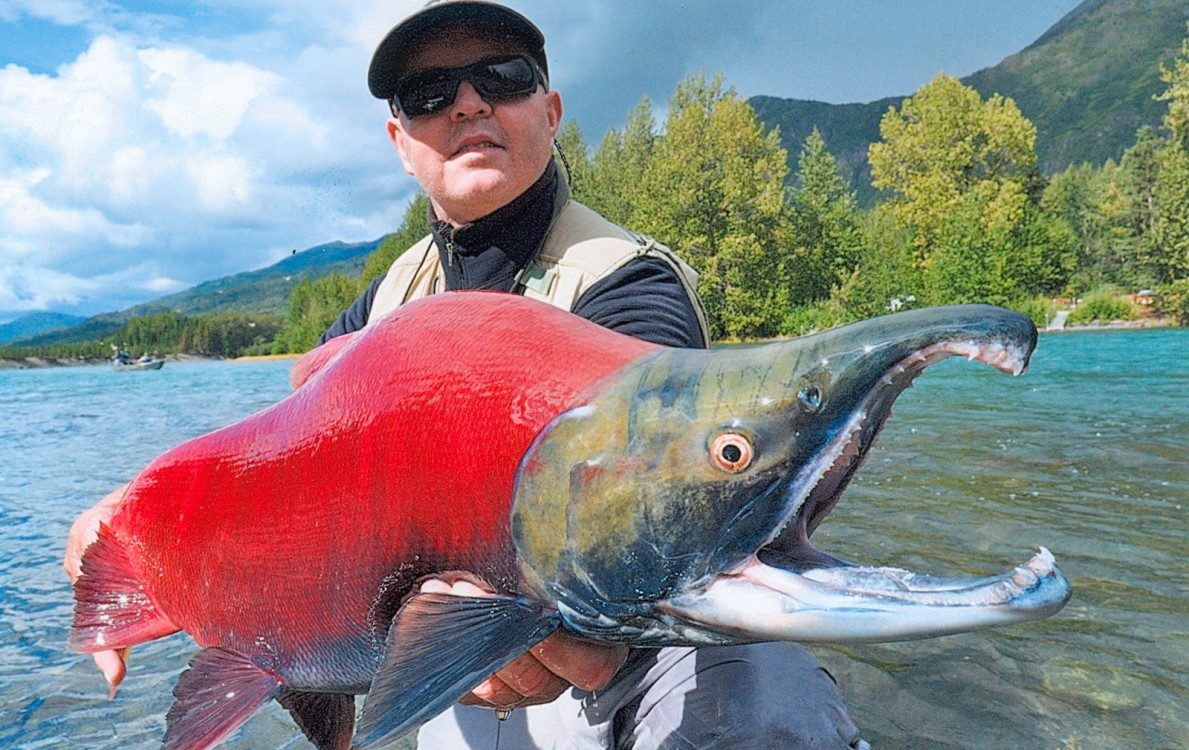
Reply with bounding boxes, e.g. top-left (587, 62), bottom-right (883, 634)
top-left (0, 0), bottom-right (1083, 320)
